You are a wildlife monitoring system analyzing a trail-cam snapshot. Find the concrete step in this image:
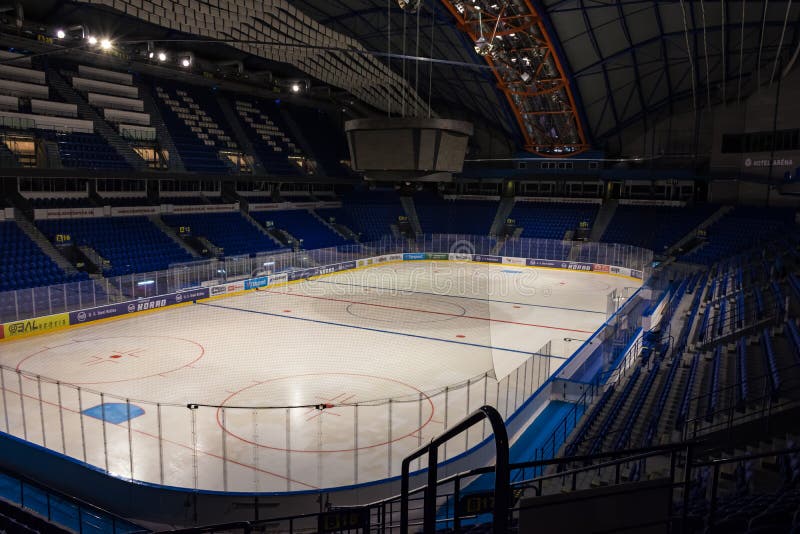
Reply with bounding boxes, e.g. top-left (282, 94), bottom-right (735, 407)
top-left (589, 199), bottom-right (618, 242)
top-left (13, 212), bottom-right (78, 275)
top-left (310, 209), bottom-right (350, 241)
top-left (147, 215), bottom-right (201, 258)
